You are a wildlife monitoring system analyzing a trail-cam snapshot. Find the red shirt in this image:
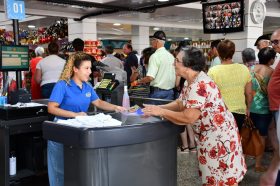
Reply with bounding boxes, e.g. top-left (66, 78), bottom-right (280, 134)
top-left (268, 60), bottom-right (280, 111)
top-left (30, 57), bottom-right (43, 99)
